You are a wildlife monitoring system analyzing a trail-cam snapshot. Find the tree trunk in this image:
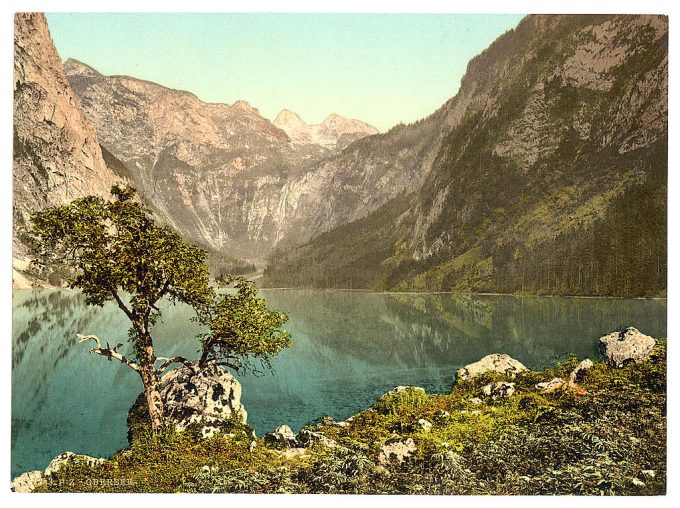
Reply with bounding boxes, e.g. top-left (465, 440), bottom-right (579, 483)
top-left (140, 359), bottom-right (165, 433)
top-left (136, 325), bottom-right (165, 433)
